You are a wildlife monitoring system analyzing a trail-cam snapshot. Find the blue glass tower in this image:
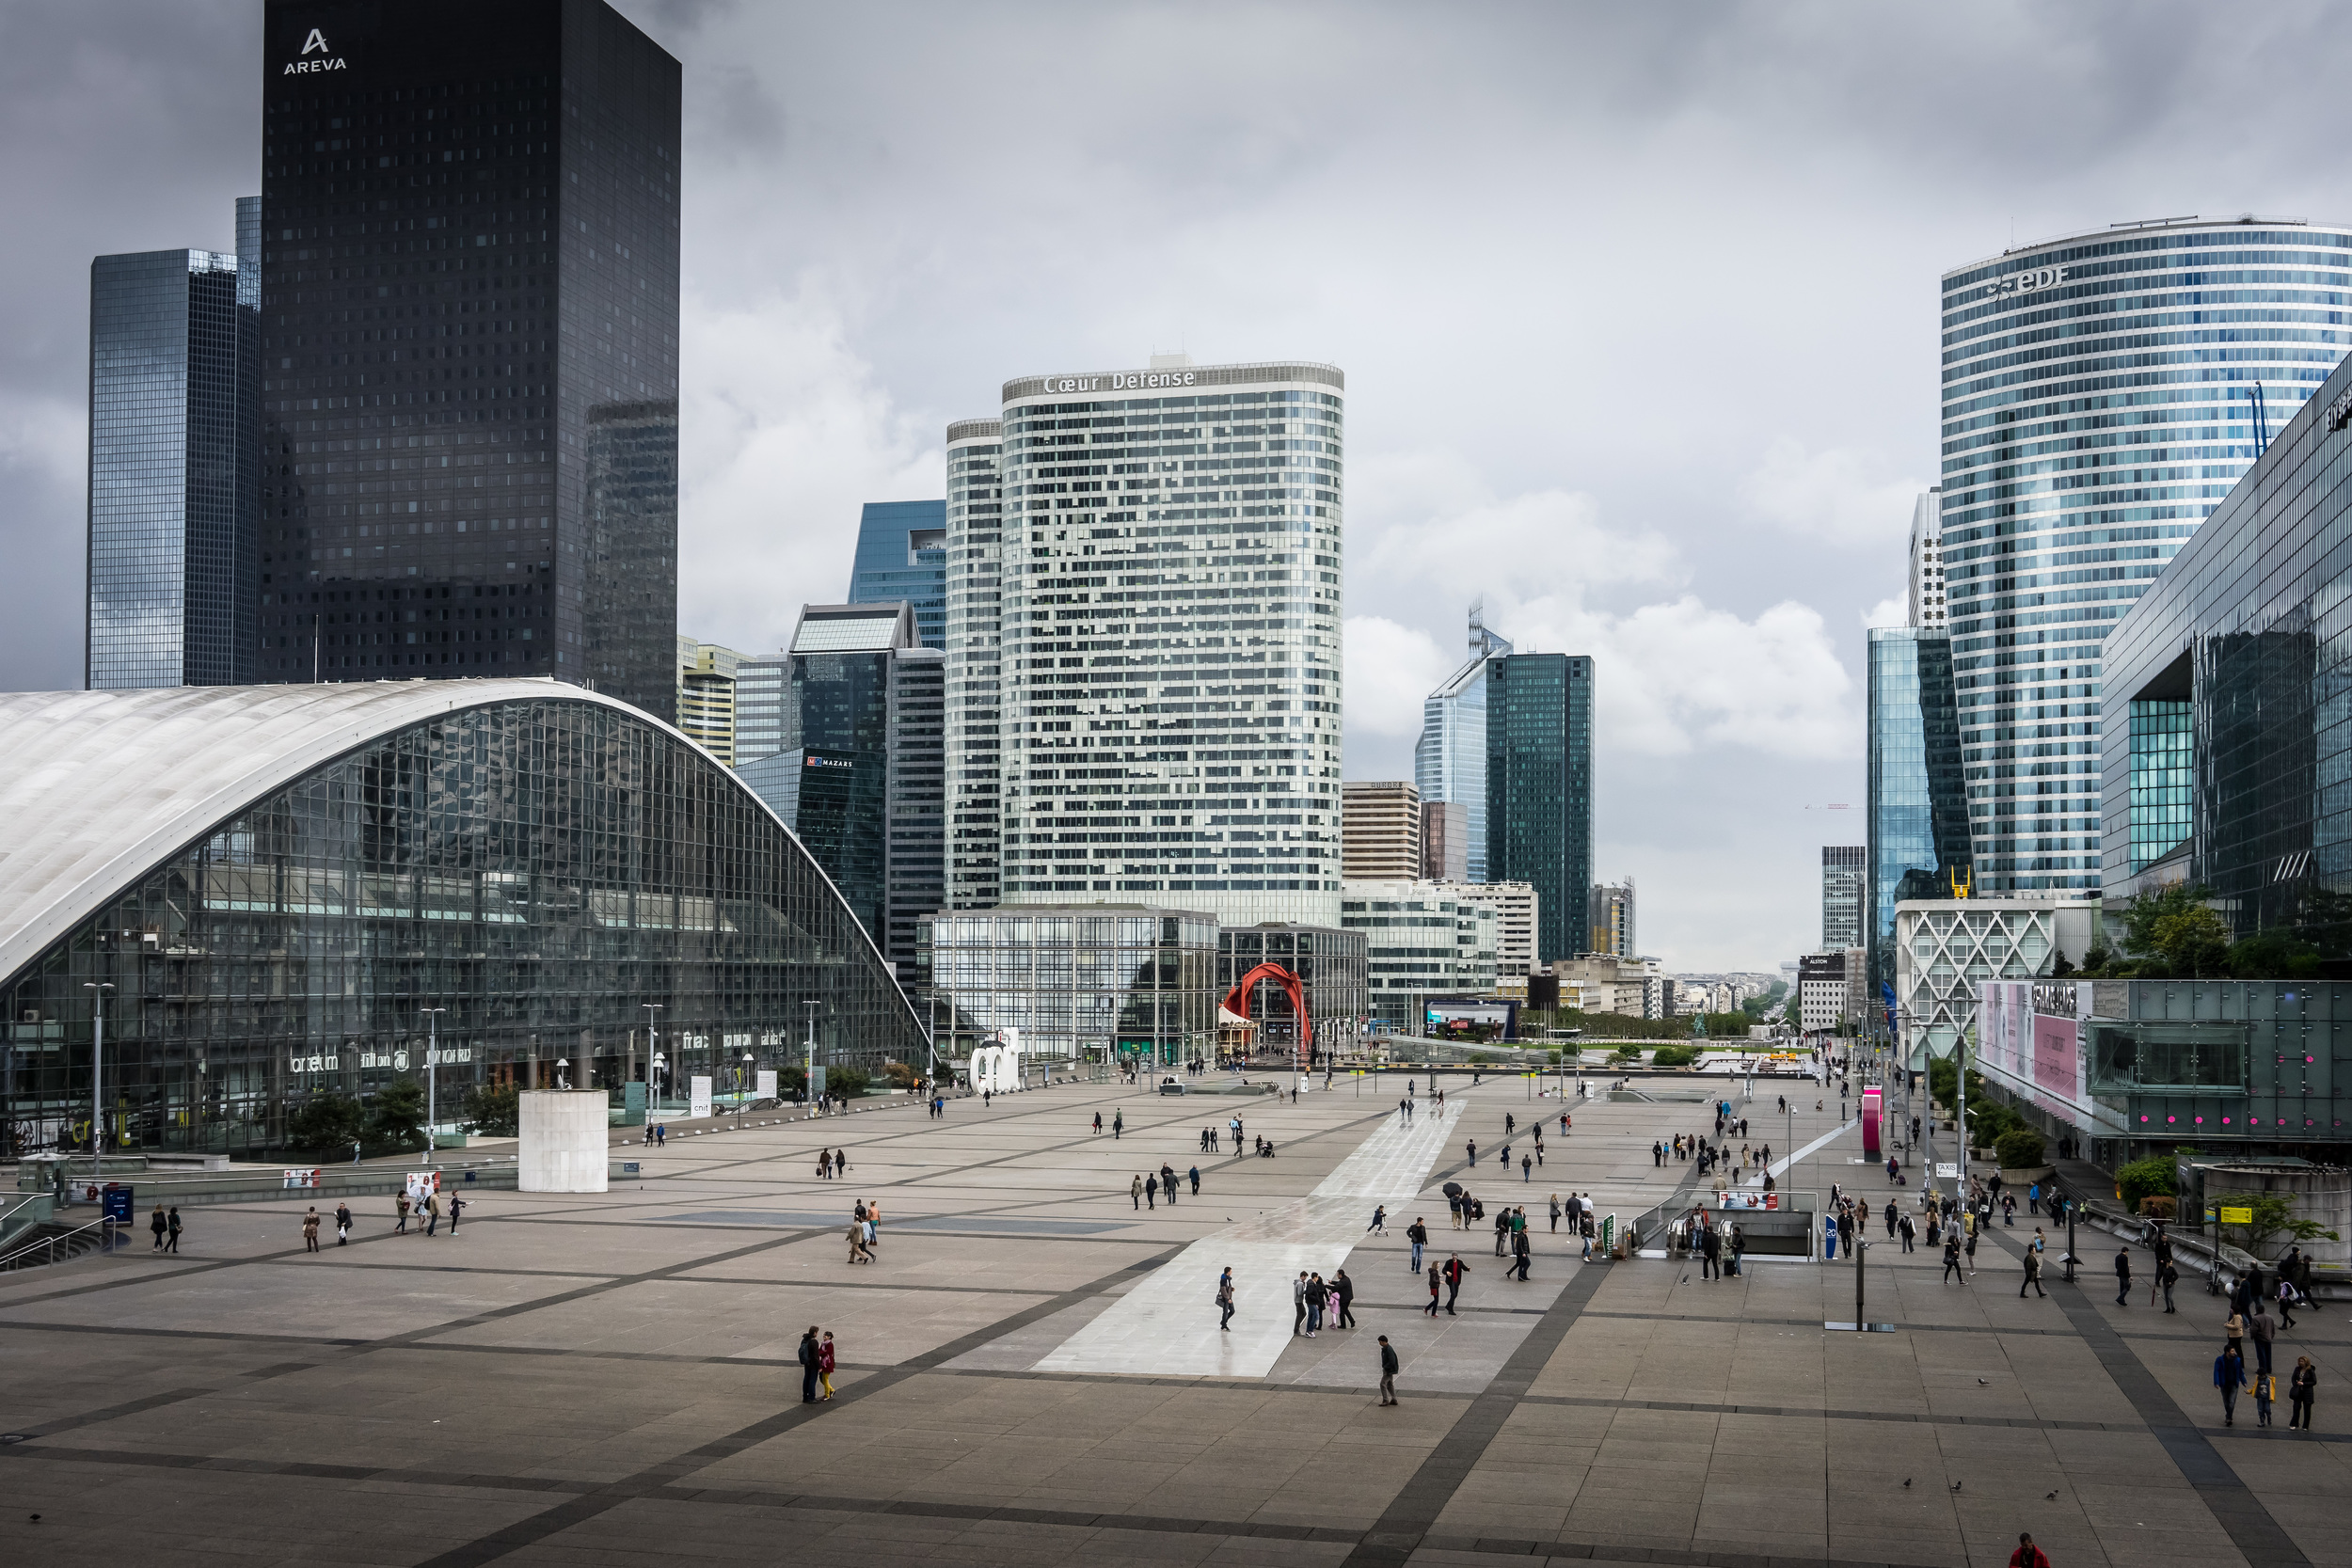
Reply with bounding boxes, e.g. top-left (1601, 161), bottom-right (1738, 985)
top-left (1415, 603), bottom-right (1512, 881)
top-left (1485, 653), bottom-right (1595, 962)
top-left (1866, 627), bottom-right (1971, 995)
top-left (1941, 217), bottom-right (2352, 893)
top-left (847, 499), bottom-right (946, 650)
top-left (87, 204), bottom-right (262, 689)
